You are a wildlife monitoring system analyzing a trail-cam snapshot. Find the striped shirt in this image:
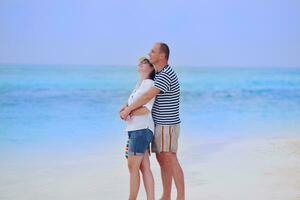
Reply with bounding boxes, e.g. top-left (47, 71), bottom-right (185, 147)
top-left (152, 65), bottom-right (181, 125)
